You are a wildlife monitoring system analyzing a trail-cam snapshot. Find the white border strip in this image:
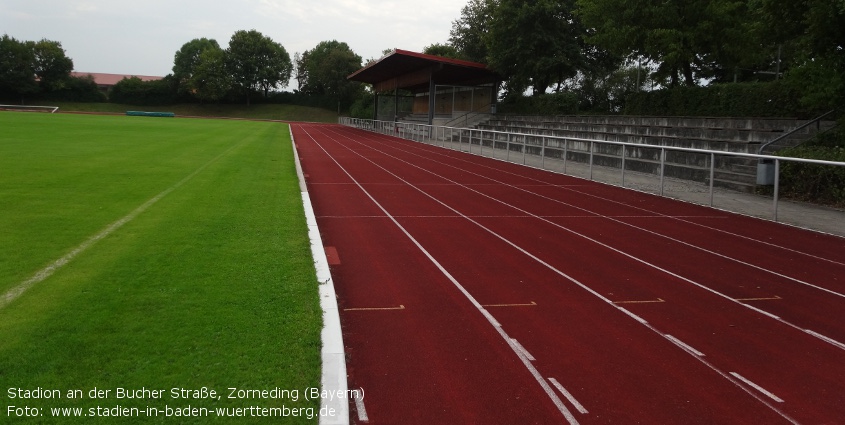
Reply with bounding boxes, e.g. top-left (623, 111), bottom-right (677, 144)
top-left (290, 126), bottom-right (349, 425)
